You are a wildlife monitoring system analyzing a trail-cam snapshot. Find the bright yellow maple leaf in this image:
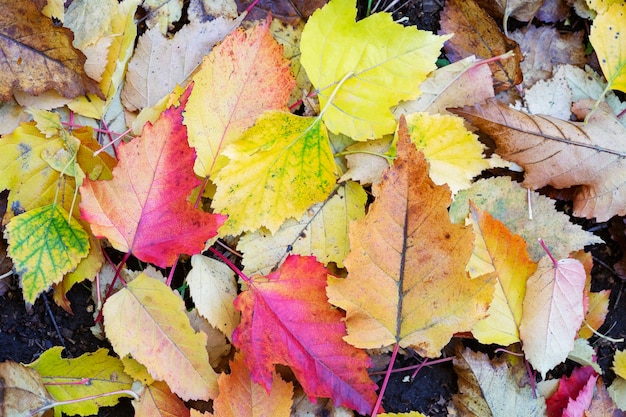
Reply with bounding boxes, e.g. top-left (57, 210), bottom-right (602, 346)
top-left (614, 349), bottom-right (626, 380)
top-left (468, 205), bottom-right (538, 346)
top-left (405, 112), bottom-right (506, 195)
top-left (326, 118), bottom-right (494, 357)
top-left (28, 346), bottom-right (133, 417)
top-left (212, 111), bottom-right (338, 235)
top-left (103, 272), bottom-right (218, 401)
top-left (300, 0), bottom-right (450, 141)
